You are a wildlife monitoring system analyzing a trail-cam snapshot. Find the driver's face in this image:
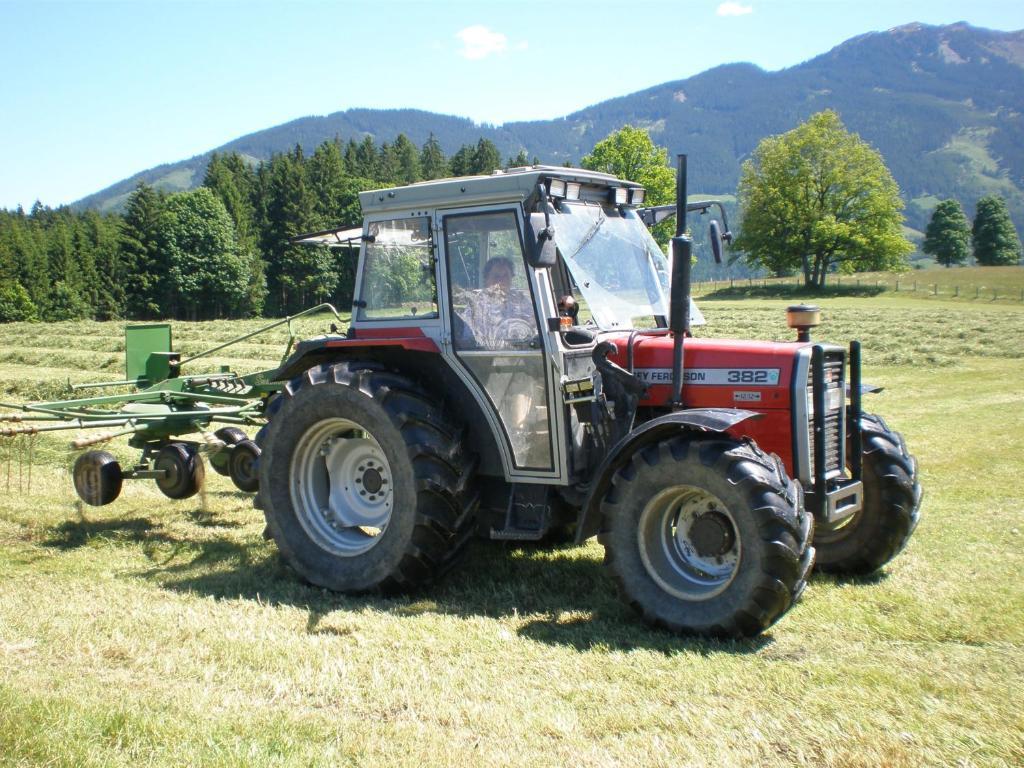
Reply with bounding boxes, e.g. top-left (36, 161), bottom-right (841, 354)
top-left (486, 266), bottom-right (512, 290)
